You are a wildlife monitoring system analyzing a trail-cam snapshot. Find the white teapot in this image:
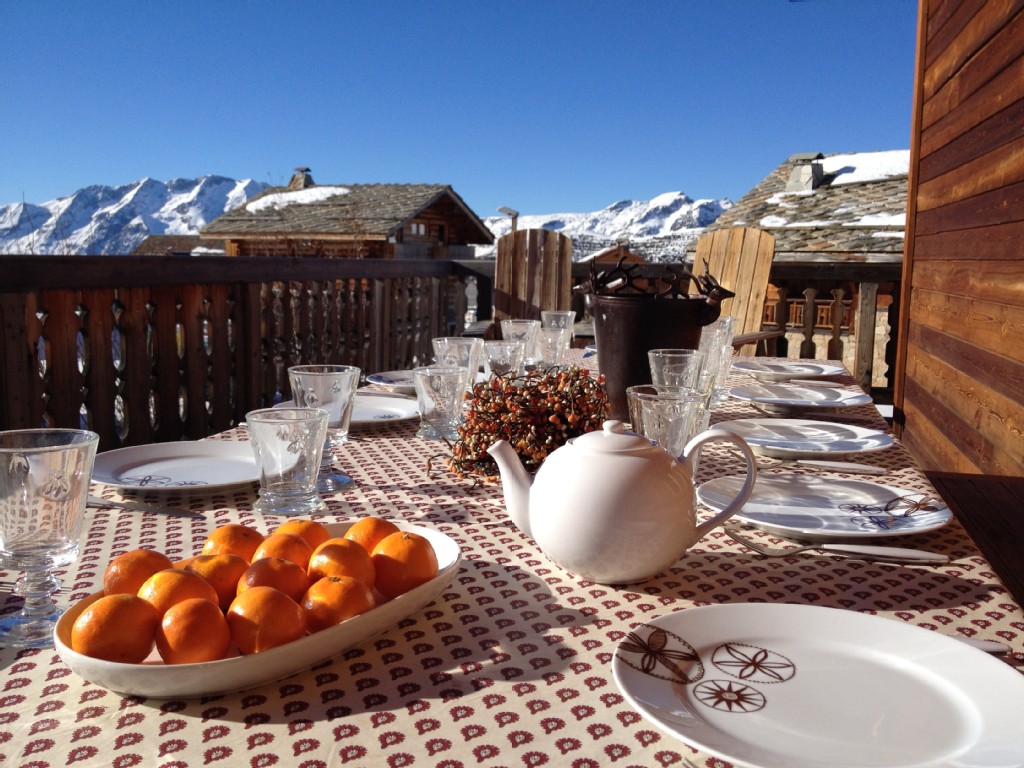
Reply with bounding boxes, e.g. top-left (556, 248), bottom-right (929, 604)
top-left (486, 420), bottom-right (757, 584)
